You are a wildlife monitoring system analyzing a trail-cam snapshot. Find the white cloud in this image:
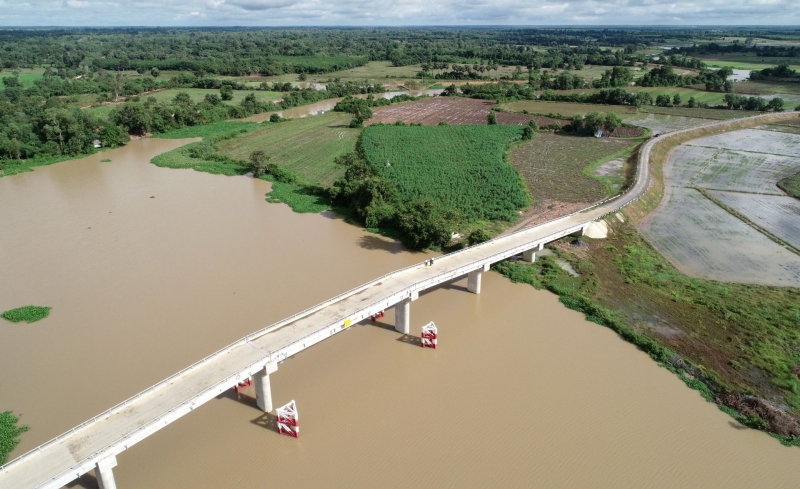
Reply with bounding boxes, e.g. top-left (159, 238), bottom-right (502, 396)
top-left (2, 0), bottom-right (798, 25)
